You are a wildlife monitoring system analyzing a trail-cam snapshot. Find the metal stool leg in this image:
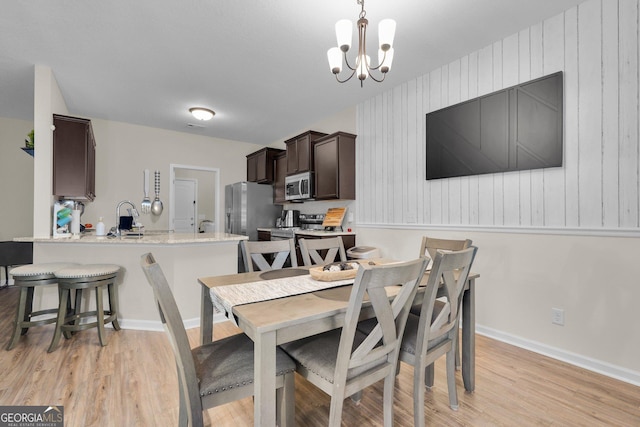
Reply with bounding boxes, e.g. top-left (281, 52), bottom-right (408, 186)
top-left (48, 288), bottom-right (69, 353)
top-left (6, 286), bottom-right (29, 350)
top-left (108, 280), bottom-right (121, 331)
top-left (95, 285), bottom-right (107, 346)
